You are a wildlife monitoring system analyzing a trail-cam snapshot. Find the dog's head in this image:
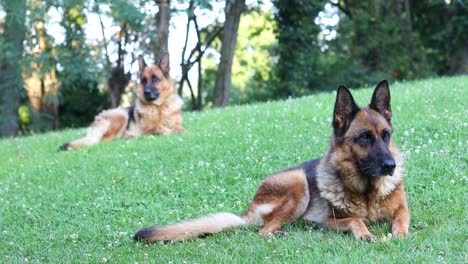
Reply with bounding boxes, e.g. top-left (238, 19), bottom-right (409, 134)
top-left (332, 80), bottom-right (397, 177)
top-left (137, 53), bottom-right (173, 105)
